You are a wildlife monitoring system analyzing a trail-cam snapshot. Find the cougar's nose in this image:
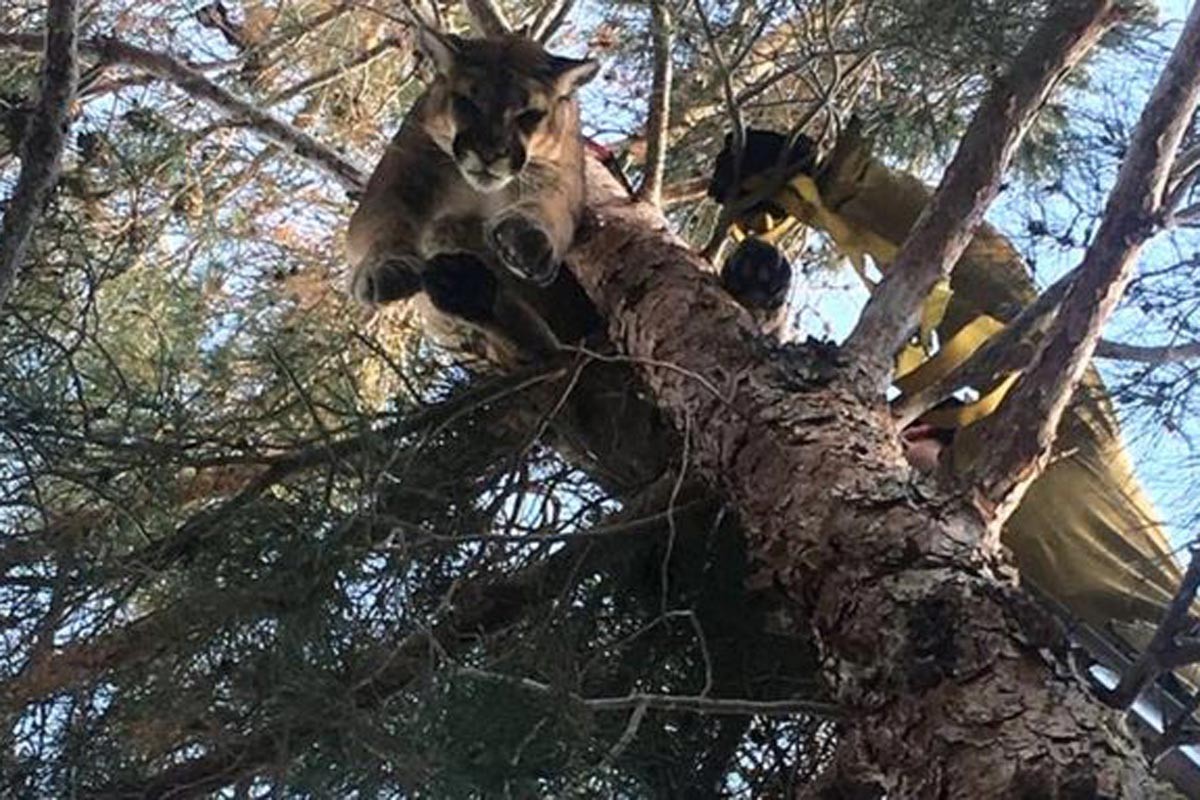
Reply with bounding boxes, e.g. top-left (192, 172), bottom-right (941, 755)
top-left (475, 141), bottom-right (509, 169)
